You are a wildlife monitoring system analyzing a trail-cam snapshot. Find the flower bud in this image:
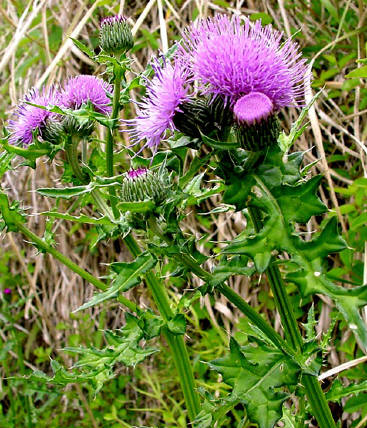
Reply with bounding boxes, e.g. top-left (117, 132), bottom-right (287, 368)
top-left (173, 98), bottom-right (211, 139)
top-left (233, 92), bottom-right (280, 151)
top-left (99, 16), bottom-right (134, 56)
top-left (42, 116), bottom-right (65, 144)
top-left (61, 115), bottom-right (94, 138)
top-left (121, 168), bottom-right (170, 205)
